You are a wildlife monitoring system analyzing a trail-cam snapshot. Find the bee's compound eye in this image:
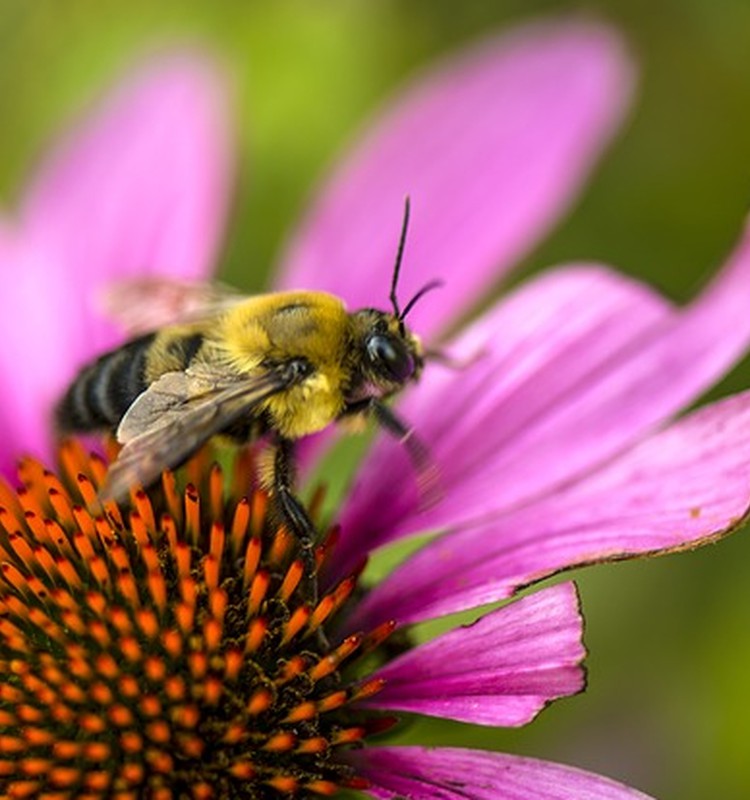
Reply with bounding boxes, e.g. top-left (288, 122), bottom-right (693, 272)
top-left (367, 334), bottom-right (415, 382)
